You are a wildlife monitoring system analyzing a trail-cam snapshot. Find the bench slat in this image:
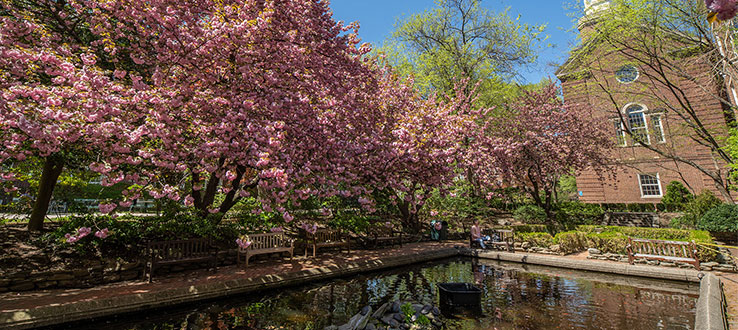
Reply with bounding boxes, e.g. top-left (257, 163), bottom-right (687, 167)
top-left (632, 254), bottom-right (697, 263)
